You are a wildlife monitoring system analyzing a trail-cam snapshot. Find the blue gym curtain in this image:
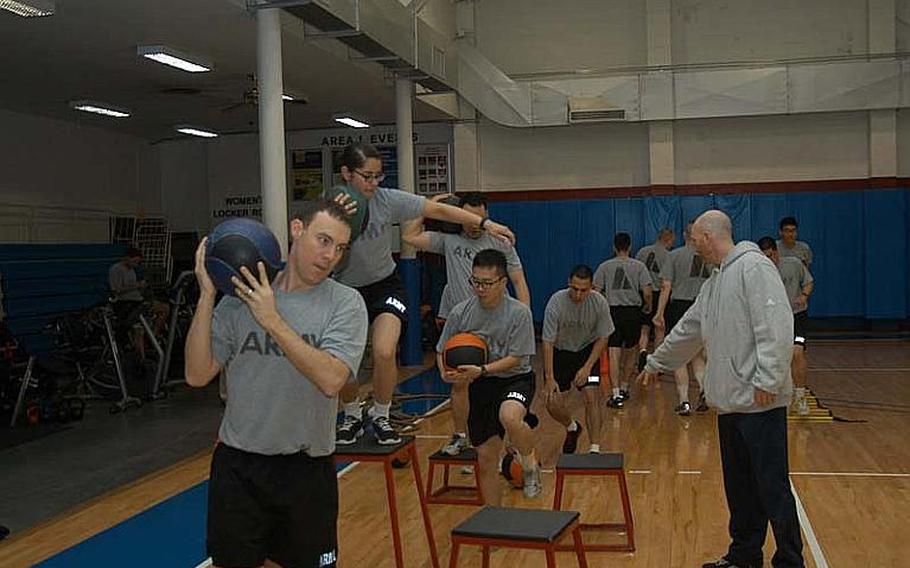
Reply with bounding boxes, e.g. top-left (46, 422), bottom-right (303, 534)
top-left (489, 188), bottom-right (910, 322)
